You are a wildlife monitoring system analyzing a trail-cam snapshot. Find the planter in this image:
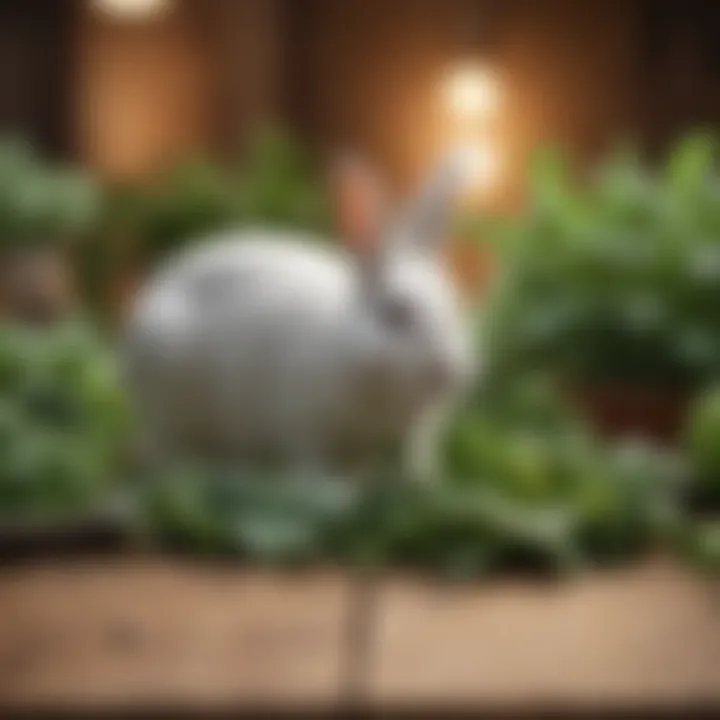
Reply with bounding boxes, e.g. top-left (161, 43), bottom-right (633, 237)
top-left (564, 384), bottom-right (693, 444)
top-left (447, 240), bottom-right (494, 298)
top-left (0, 493), bottom-right (132, 560)
top-left (0, 513), bottom-right (127, 560)
top-left (0, 246), bottom-right (75, 324)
